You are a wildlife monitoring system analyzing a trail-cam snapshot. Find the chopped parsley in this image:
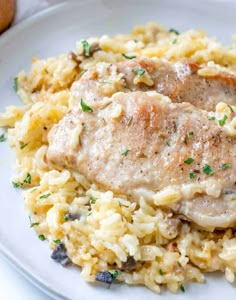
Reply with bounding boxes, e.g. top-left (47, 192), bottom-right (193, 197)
top-left (165, 140), bottom-right (171, 147)
top-left (108, 270), bottom-right (122, 279)
top-left (177, 261), bottom-right (182, 267)
top-left (30, 222), bottom-right (39, 228)
top-left (159, 269), bottom-right (164, 275)
top-left (90, 197), bottom-right (96, 204)
top-left (188, 131), bottom-right (194, 136)
top-left (30, 188), bottom-right (37, 193)
top-left (13, 77), bottom-right (18, 92)
top-left (202, 164), bottom-right (214, 175)
top-left (189, 172), bottom-right (196, 179)
top-left (39, 193), bottom-right (51, 199)
top-left (218, 115), bottom-right (228, 126)
top-left (54, 239), bottom-right (62, 245)
top-left (209, 116), bottom-right (216, 121)
top-left (29, 216), bottom-right (39, 228)
top-left (87, 212), bottom-right (92, 217)
top-left (79, 69), bottom-right (87, 76)
top-left (38, 234), bottom-right (46, 241)
top-left (184, 157), bottom-right (194, 164)
top-left (12, 182), bottom-right (23, 188)
top-left (122, 149), bottom-right (130, 156)
top-left (0, 134), bottom-right (6, 142)
top-left (81, 40), bottom-right (90, 57)
top-left (20, 142), bottom-right (29, 150)
top-left (221, 163), bottom-right (231, 169)
top-left (228, 104), bottom-right (234, 113)
top-left (179, 284), bottom-right (185, 292)
top-left (64, 214), bottom-right (69, 221)
top-left (122, 53), bottom-right (136, 59)
top-left (12, 173), bottom-right (31, 188)
top-left (172, 38), bottom-right (177, 44)
top-left (80, 99), bottom-right (93, 112)
top-left (169, 28), bottom-right (180, 35)
top-left (23, 173), bottom-right (31, 184)
top-left (132, 68), bottom-right (145, 76)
